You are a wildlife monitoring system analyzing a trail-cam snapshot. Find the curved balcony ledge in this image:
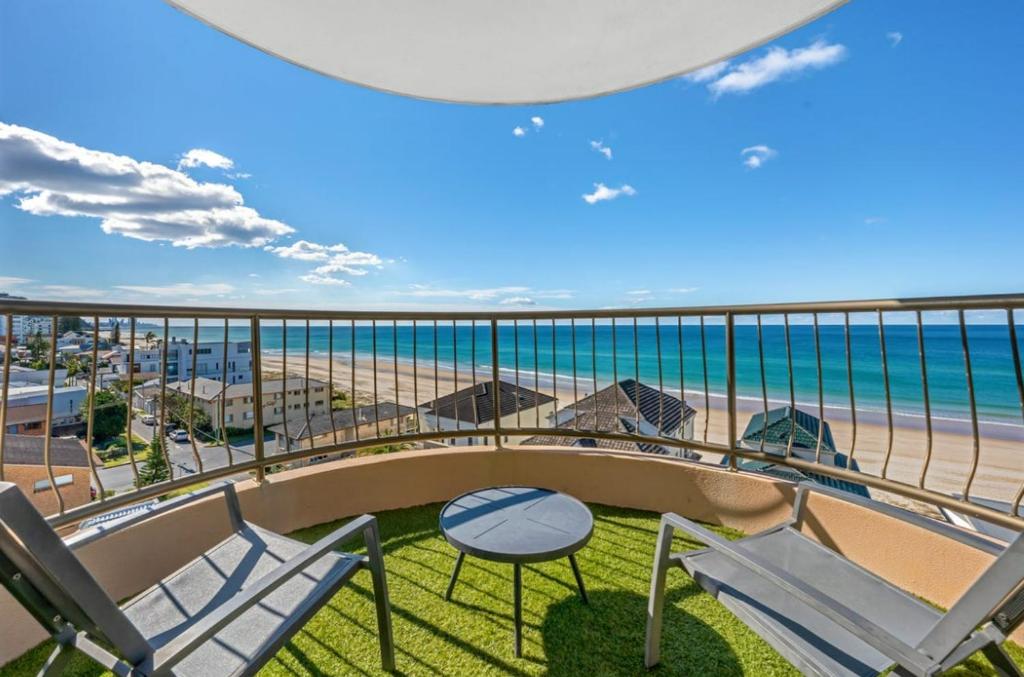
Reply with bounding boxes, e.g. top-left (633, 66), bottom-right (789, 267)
top-left (0, 446), bottom-right (1016, 665)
